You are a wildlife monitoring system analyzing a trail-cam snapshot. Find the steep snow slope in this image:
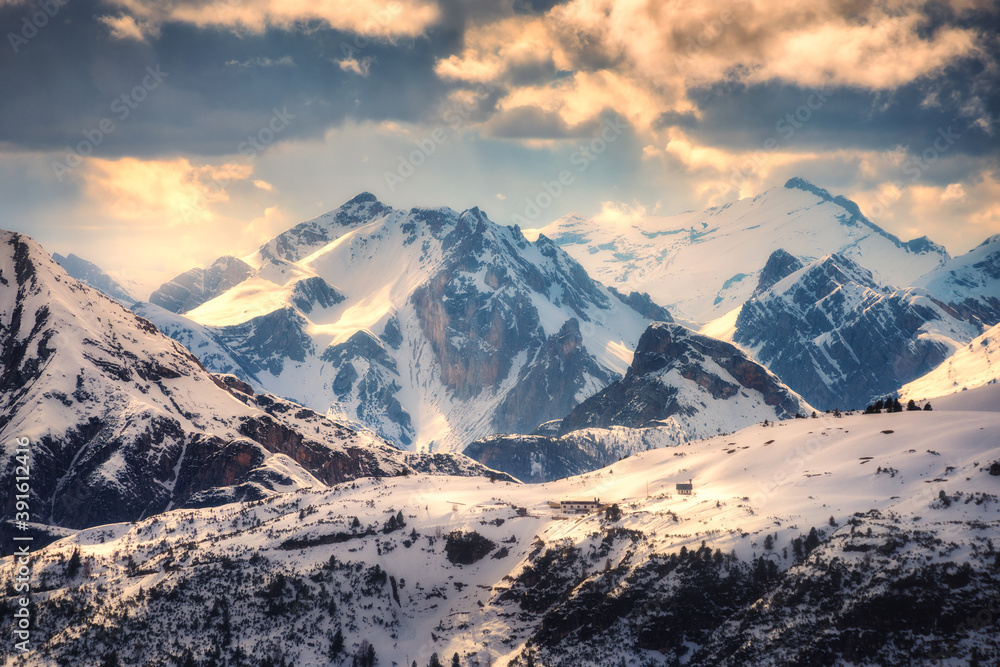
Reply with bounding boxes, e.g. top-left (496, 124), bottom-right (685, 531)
top-left (900, 322), bottom-right (1000, 402)
top-left (5, 398), bottom-right (998, 666)
top-left (528, 178), bottom-right (948, 324)
top-left (51, 253), bottom-right (136, 305)
top-left (734, 252), bottom-right (980, 410)
top-left (0, 231), bottom-right (508, 530)
top-left (915, 234), bottom-right (1000, 327)
top-left (144, 194), bottom-right (656, 452)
